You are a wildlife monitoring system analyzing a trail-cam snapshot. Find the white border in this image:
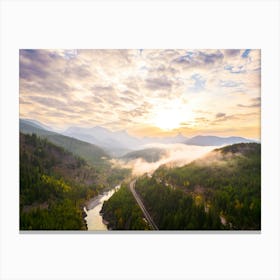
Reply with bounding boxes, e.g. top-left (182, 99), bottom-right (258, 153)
top-left (1, 1), bottom-right (279, 280)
